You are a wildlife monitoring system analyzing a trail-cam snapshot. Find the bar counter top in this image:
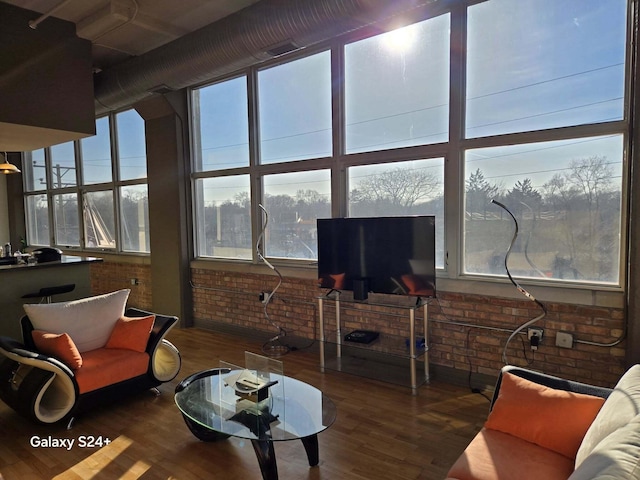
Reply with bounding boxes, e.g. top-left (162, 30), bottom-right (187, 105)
top-left (0, 254), bottom-right (103, 271)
